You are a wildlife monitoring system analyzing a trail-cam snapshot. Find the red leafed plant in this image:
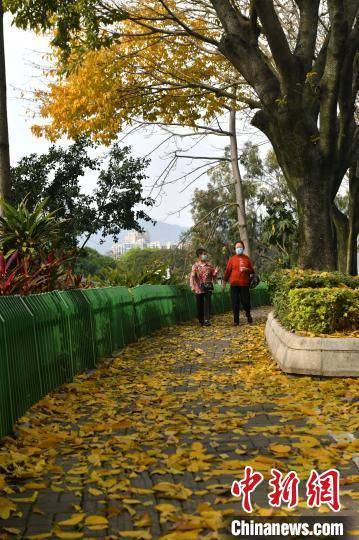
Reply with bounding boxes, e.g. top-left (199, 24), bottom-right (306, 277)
top-left (0, 198), bottom-right (86, 296)
top-left (0, 251), bottom-right (21, 295)
top-left (0, 250), bottom-right (85, 296)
